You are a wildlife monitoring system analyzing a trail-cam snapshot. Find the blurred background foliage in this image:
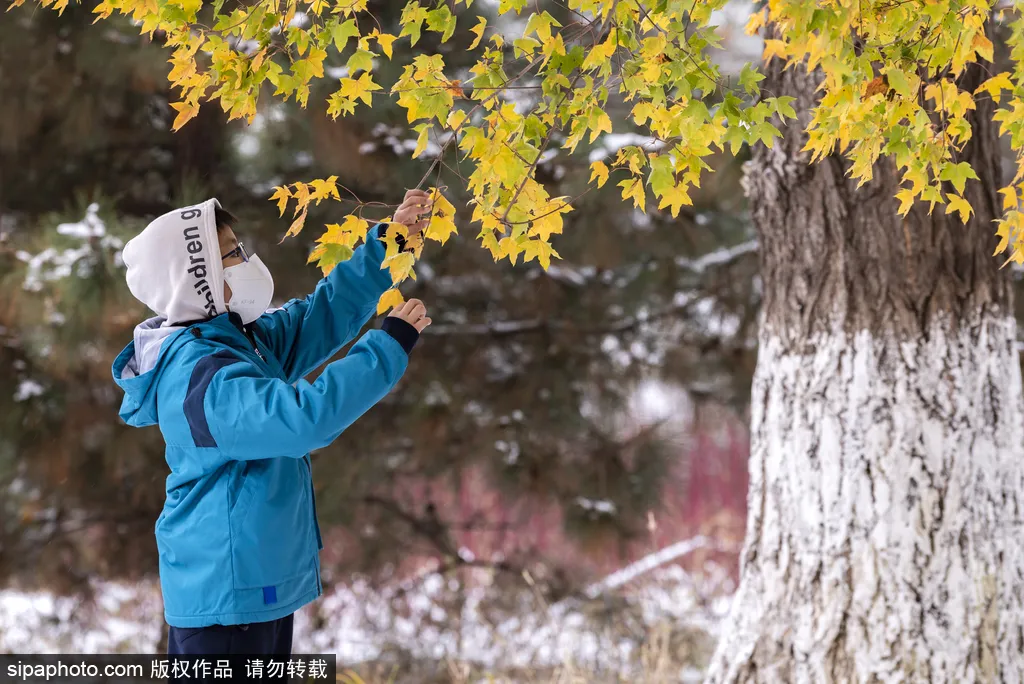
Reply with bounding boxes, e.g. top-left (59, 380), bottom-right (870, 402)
top-left (0, 0), bottom-right (761, 610)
